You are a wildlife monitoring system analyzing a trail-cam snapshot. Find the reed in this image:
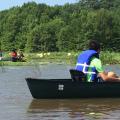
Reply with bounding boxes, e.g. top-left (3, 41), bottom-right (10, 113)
top-left (1, 51), bottom-right (120, 66)
top-left (0, 61), bottom-right (5, 72)
top-left (100, 51), bottom-right (120, 65)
